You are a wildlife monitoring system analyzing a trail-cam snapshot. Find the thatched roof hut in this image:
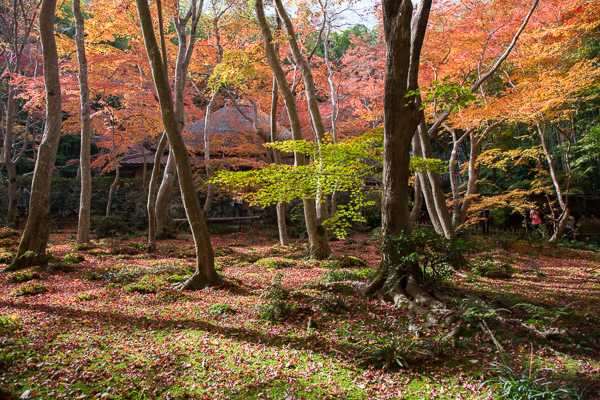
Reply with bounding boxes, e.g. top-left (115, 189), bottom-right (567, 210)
top-left (185, 103), bottom-right (292, 158)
